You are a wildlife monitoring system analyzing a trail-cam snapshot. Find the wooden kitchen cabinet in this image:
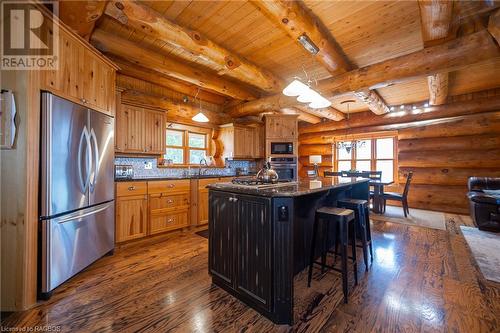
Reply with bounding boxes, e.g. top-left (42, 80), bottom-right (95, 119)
top-left (220, 124), bottom-right (264, 159)
top-left (115, 104), bottom-right (165, 155)
top-left (264, 115), bottom-right (298, 140)
top-left (194, 177), bottom-right (234, 226)
top-left (43, 24), bottom-right (117, 116)
top-left (116, 194), bottom-right (148, 243)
